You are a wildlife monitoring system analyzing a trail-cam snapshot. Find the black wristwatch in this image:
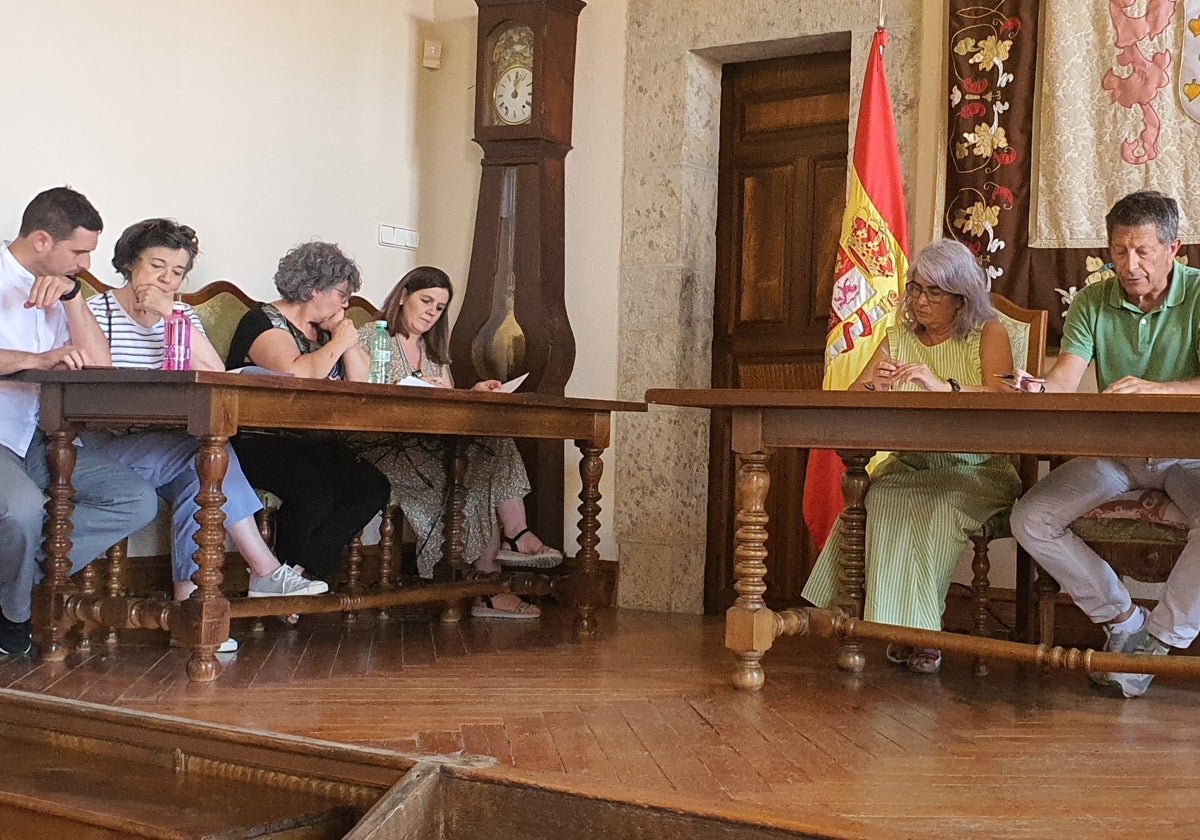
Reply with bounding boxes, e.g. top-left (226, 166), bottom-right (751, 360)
top-left (59, 276), bottom-right (82, 301)
top-left (947, 378), bottom-right (962, 392)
